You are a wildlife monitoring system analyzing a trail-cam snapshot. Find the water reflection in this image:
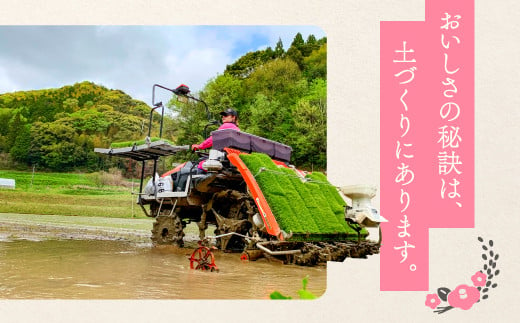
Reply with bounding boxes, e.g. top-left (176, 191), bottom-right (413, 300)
top-left (0, 239), bottom-right (327, 299)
